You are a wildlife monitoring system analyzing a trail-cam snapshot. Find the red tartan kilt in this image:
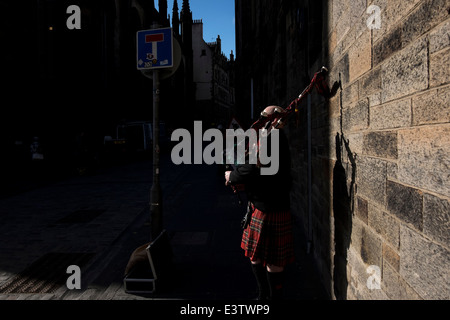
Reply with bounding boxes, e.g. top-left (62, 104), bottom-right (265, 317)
top-left (241, 207), bottom-right (295, 267)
